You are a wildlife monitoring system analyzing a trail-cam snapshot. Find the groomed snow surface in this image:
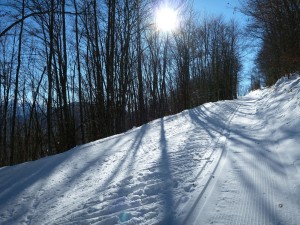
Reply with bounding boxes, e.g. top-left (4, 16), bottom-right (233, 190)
top-left (1, 74), bottom-right (300, 225)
